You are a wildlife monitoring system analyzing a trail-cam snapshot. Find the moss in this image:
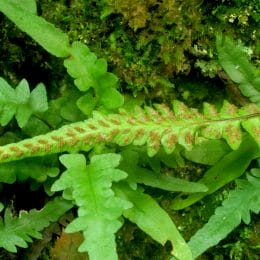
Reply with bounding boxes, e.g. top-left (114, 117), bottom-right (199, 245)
top-left (2, 0), bottom-right (252, 103)
top-left (1, 0), bottom-right (258, 99)
top-left (0, 0), bottom-right (259, 258)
